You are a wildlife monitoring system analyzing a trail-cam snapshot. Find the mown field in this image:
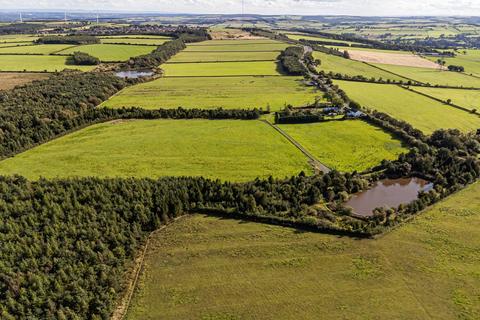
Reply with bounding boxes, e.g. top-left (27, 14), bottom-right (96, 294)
top-left (0, 119), bottom-right (311, 181)
top-left (168, 51), bottom-right (279, 63)
top-left (57, 44), bottom-right (155, 61)
top-left (285, 33), bottom-right (361, 45)
top-left (0, 44), bottom-right (76, 54)
top-left (126, 181), bottom-right (480, 320)
top-left (184, 42), bottom-right (288, 52)
top-left (371, 63), bottom-right (480, 87)
top-left (0, 55), bottom-right (95, 72)
top-left (100, 38), bottom-right (171, 45)
top-left (335, 81), bottom-right (480, 134)
top-left (413, 87), bottom-right (480, 111)
top-left (0, 72), bottom-right (50, 90)
top-left (313, 51), bottom-right (407, 81)
top-left (279, 120), bottom-right (407, 172)
top-left (187, 39), bottom-right (282, 46)
top-left (102, 76), bottom-right (320, 110)
top-left (162, 61), bottom-right (282, 77)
